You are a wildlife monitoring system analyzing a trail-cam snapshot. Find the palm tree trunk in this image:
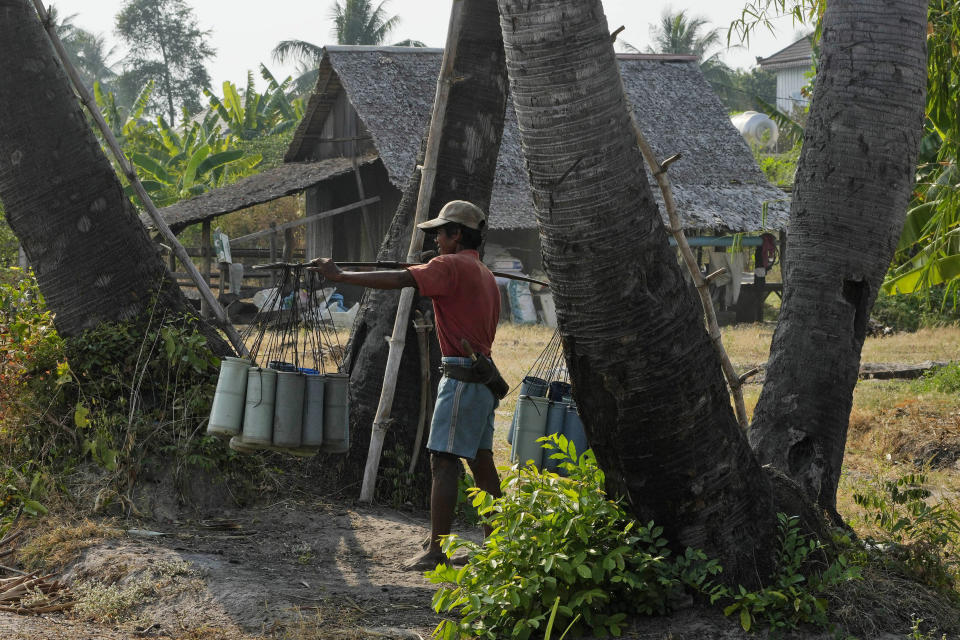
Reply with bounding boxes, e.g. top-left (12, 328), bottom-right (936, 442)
top-left (0, 0), bottom-right (227, 353)
top-left (497, 0), bottom-right (776, 582)
top-left (749, 0), bottom-right (928, 513)
top-left (312, 0), bottom-right (508, 504)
